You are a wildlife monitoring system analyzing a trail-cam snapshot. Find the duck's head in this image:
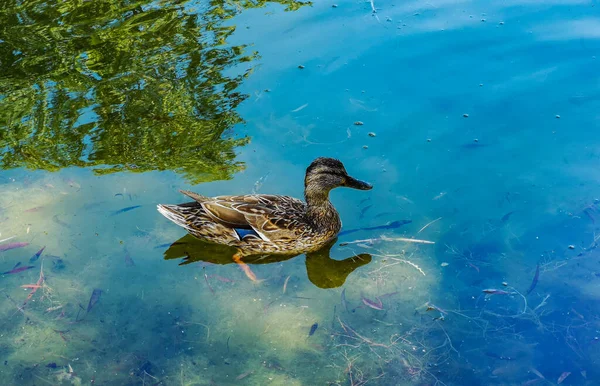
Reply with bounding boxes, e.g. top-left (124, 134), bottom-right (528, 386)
top-left (304, 157), bottom-right (372, 201)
